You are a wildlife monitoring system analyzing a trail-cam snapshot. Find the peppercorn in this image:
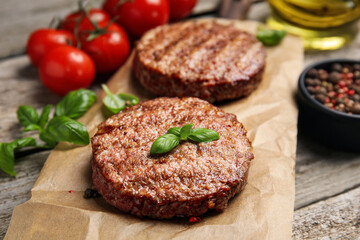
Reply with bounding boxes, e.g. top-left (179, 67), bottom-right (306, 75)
top-left (328, 71), bottom-right (341, 83)
top-left (351, 103), bottom-right (360, 114)
top-left (84, 188), bottom-right (101, 199)
top-left (307, 68), bottom-right (318, 78)
top-left (354, 71), bottom-right (360, 79)
top-left (332, 63), bottom-right (342, 72)
top-left (304, 62), bottom-right (360, 115)
top-left (315, 94), bottom-right (326, 103)
top-left (318, 69), bottom-right (328, 80)
top-left (305, 78), bottom-right (315, 86)
top-left (353, 64), bottom-right (360, 71)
